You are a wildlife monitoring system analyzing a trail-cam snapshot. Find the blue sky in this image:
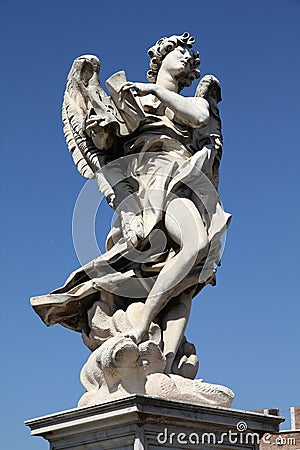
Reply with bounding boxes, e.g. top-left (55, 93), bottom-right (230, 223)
top-left (1, 0), bottom-right (299, 448)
